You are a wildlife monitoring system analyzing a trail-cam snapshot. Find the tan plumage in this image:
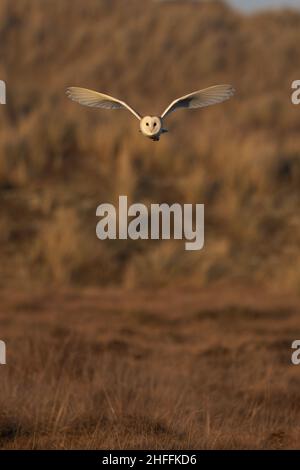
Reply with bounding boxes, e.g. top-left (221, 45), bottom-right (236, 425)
top-left (66, 87), bottom-right (141, 120)
top-left (160, 84), bottom-right (235, 118)
top-left (66, 84), bottom-right (235, 141)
